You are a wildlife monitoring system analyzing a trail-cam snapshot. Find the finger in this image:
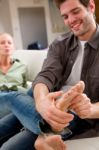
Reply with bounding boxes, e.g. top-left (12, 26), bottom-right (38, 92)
top-left (71, 100), bottom-right (90, 111)
top-left (78, 102), bottom-right (91, 111)
top-left (71, 93), bottom-right (90, 105)
top-left (48, 91), bottom-right (64, 100)
top-left (71, 98), bottom-right (90, 108)
top-left (46, 107), bottom-right (74, 131)
top-left (72, 103), bottom-right (91, 117)
top-left (49, 112), bottom-right (74, 125)
top-left (48, 119), bottom-right (70, 132)
top-left (47, 105), bottom-right (74, 124)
